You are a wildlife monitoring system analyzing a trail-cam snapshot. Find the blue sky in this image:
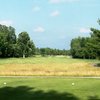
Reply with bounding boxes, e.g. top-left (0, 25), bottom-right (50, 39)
top-left (0, 0), bottom-right (100, 49)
